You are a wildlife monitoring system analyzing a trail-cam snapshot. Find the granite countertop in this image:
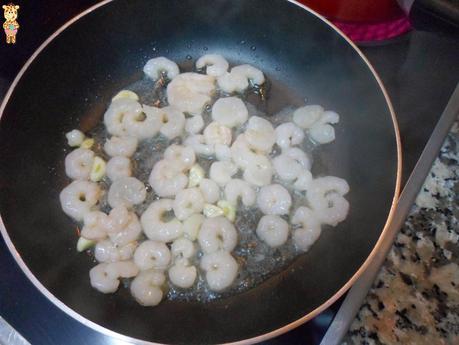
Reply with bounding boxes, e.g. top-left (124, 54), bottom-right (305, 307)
top-left (344, 120), bottom-right (459, 345)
